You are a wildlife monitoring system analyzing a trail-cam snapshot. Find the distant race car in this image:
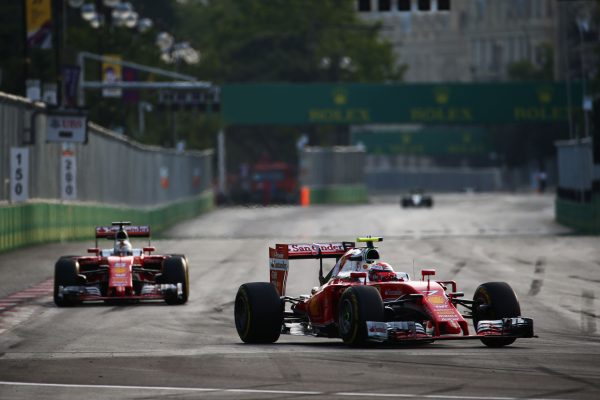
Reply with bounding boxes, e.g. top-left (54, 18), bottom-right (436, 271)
top-left (401, 190), bottom-right (433, 208)
top-left (53, 222), bottom-right (189, 306)
top-left (234, 237), bottom-right (534, 347)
